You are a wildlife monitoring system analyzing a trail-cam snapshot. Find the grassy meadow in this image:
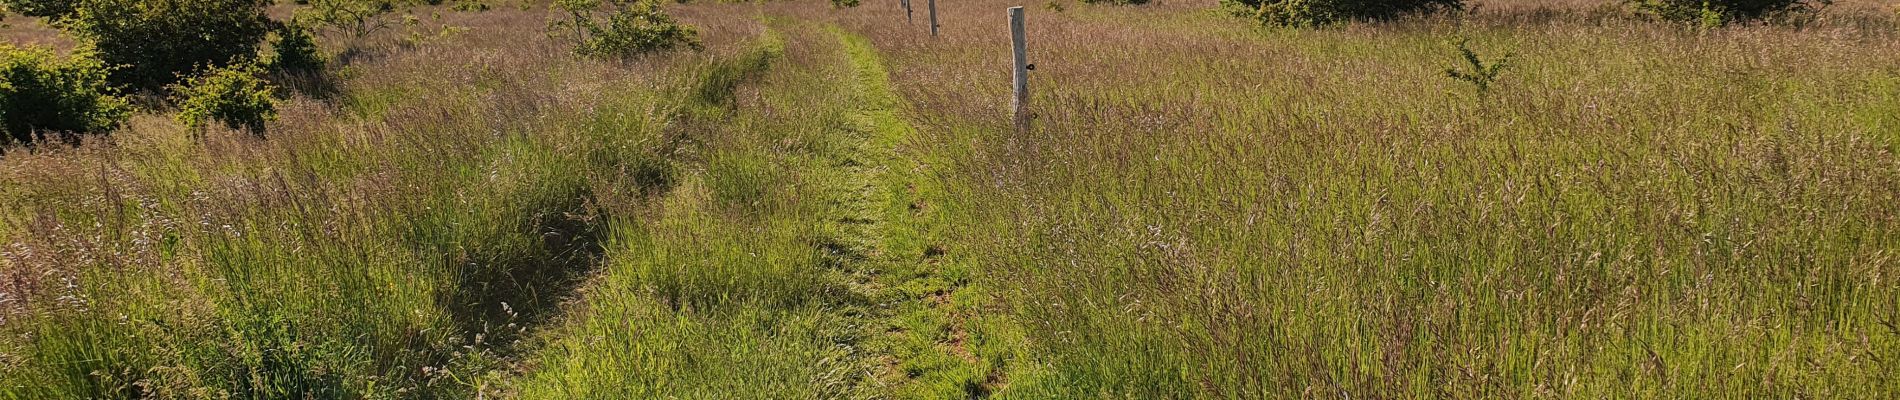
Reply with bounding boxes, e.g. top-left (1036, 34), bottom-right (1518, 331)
top-left (4, 0), bottom-right (1899, 398)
